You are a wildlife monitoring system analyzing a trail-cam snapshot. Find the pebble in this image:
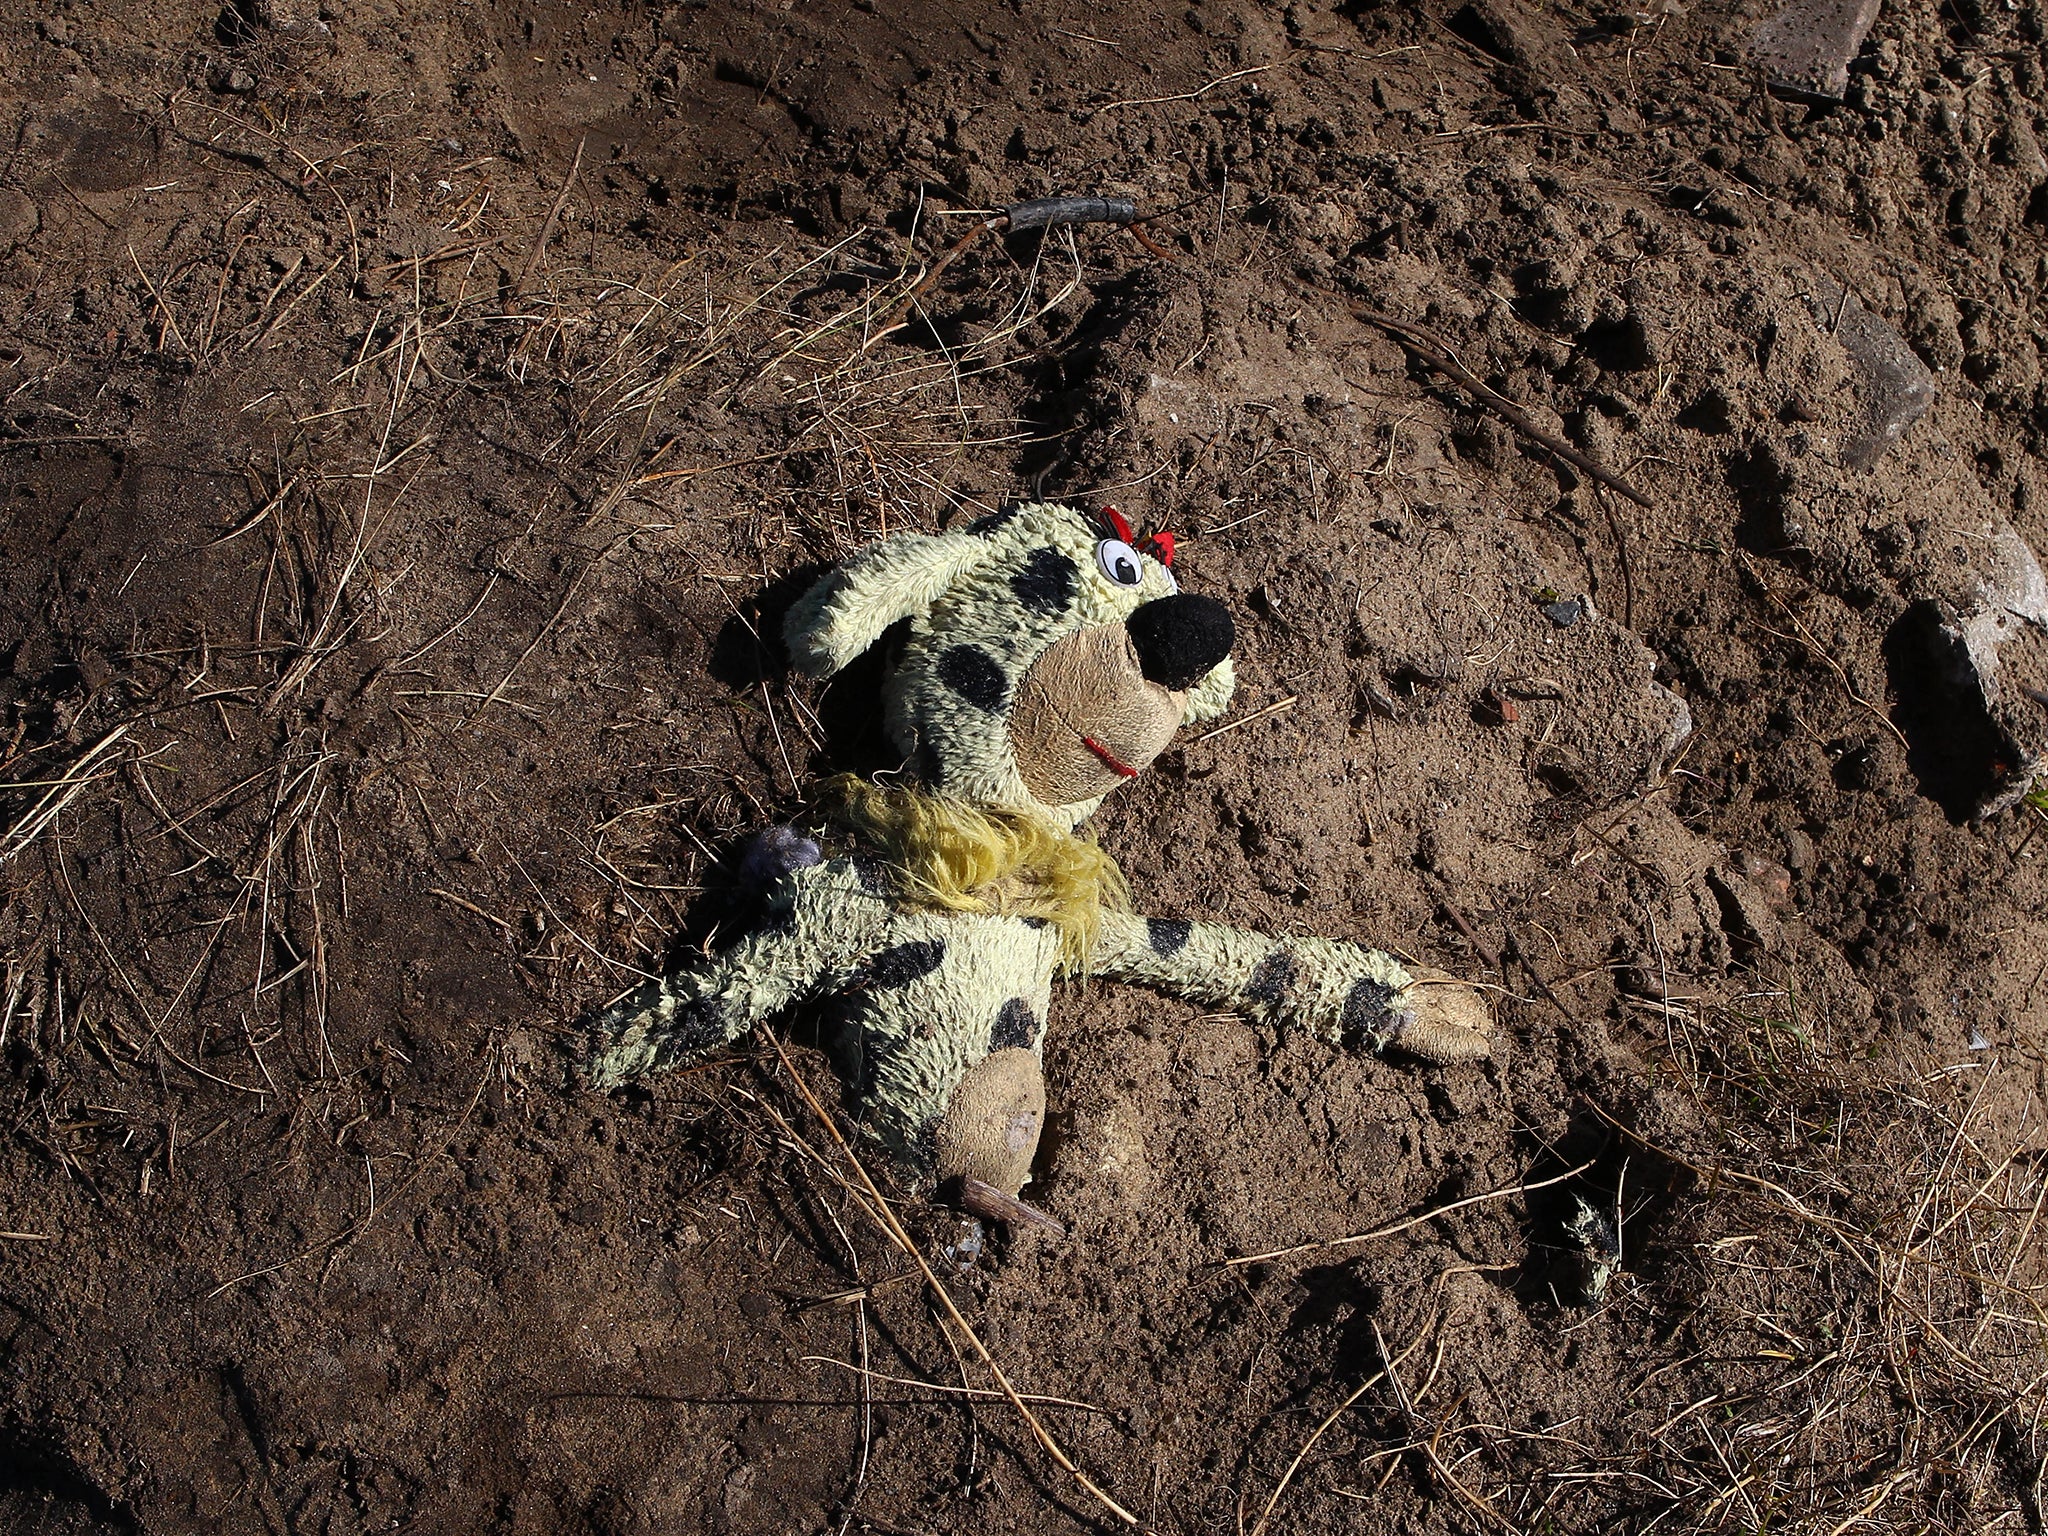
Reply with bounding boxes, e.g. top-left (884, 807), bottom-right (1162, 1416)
top-left (1737, 850), bottom-right (1794, 908)
top-left (940, 1215), bottom-right (984, 1269)
top-left (1807, 276), bottom-right (1937, 471)
top-left (1748, 0), bottom-right (1881, 102)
